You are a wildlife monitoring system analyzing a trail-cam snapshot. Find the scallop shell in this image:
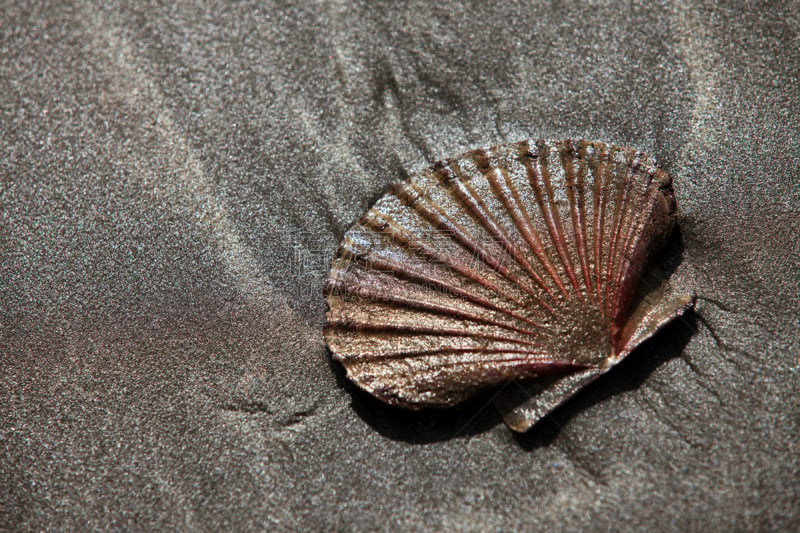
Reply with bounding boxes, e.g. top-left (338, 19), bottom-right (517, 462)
top-left (324, 139), bottom-right (693, 432)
